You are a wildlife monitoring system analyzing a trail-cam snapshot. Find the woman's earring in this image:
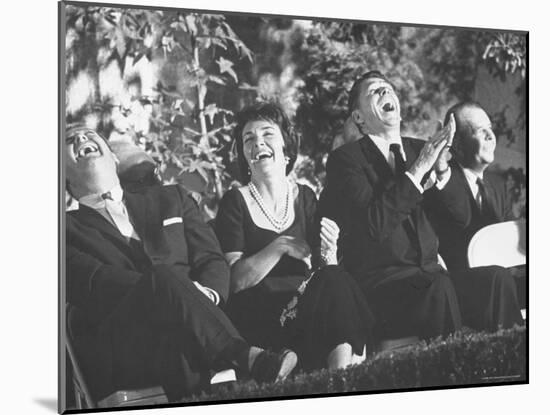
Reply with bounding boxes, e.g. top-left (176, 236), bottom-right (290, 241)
top-left (284, 156), bottom-right (290, 165)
